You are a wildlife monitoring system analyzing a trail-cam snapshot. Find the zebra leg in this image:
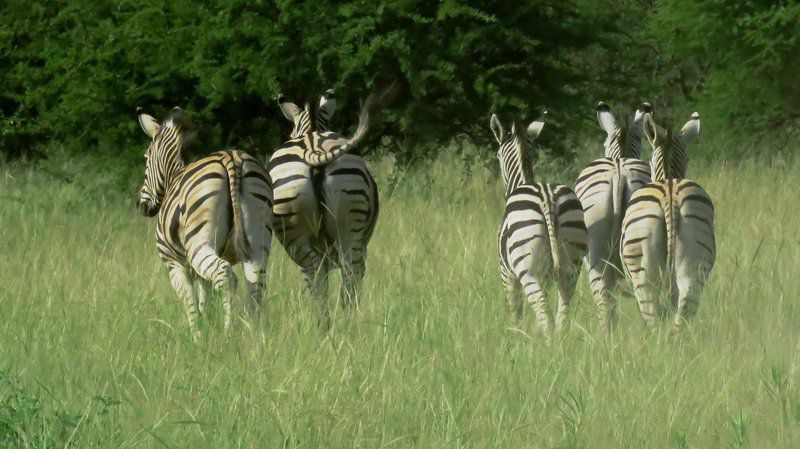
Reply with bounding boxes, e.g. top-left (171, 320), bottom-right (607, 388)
top-left (501, 266), bottom-right (523, 321)
top-left (189, 245), bottom-right (238, 332)
top-left (673, 270), bottom-right (703, 329)
top-left (506, 282), bottom-right (523, 322)
top-left (588, 261), bottom-right (617, 335)
top-left (168, 264), bottom-right (201, 340)
top-left (243, 259), bottom-right (267, 317)
top-left (339, 247), bottom-right (366, 310)
top-left (556, 268), bottom-right (580, 334)
top-left (241, 192), bottom-right (272, 319)
top-left (520, 273), bottom-right (552, 342)
top-left (301, 256), bottom-right (331, 330)
top-left (633, 282), bottom-right (661, 328)
top-left (194, 276), bottom-right (211, 316)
